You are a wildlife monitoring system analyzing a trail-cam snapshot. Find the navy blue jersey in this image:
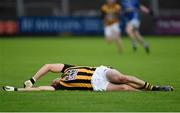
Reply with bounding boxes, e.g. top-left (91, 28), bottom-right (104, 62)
top-left (120, 0), bottom-right (140, 20)
top-left (121, 0), bottom-right (140, 12)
